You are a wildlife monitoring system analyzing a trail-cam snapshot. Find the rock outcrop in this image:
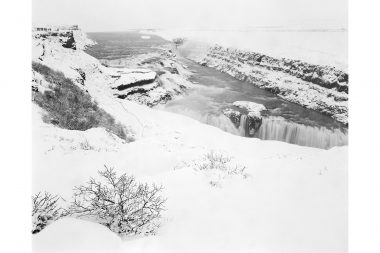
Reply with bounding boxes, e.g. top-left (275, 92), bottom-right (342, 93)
top-left (32, 29), bottom-right (192, 107)
top-left (223, 109), bottom-right (242, 126)
top-left (61, 32), bottom-right (77, 50)
top-left (192, 45), bottom-right (348, 125)
top-left (233, 101), bottom-right (266, 117)
top-left (223, 101), bottom-right (266, 136)
top-left (109, 69), bottom-right (156, 91)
